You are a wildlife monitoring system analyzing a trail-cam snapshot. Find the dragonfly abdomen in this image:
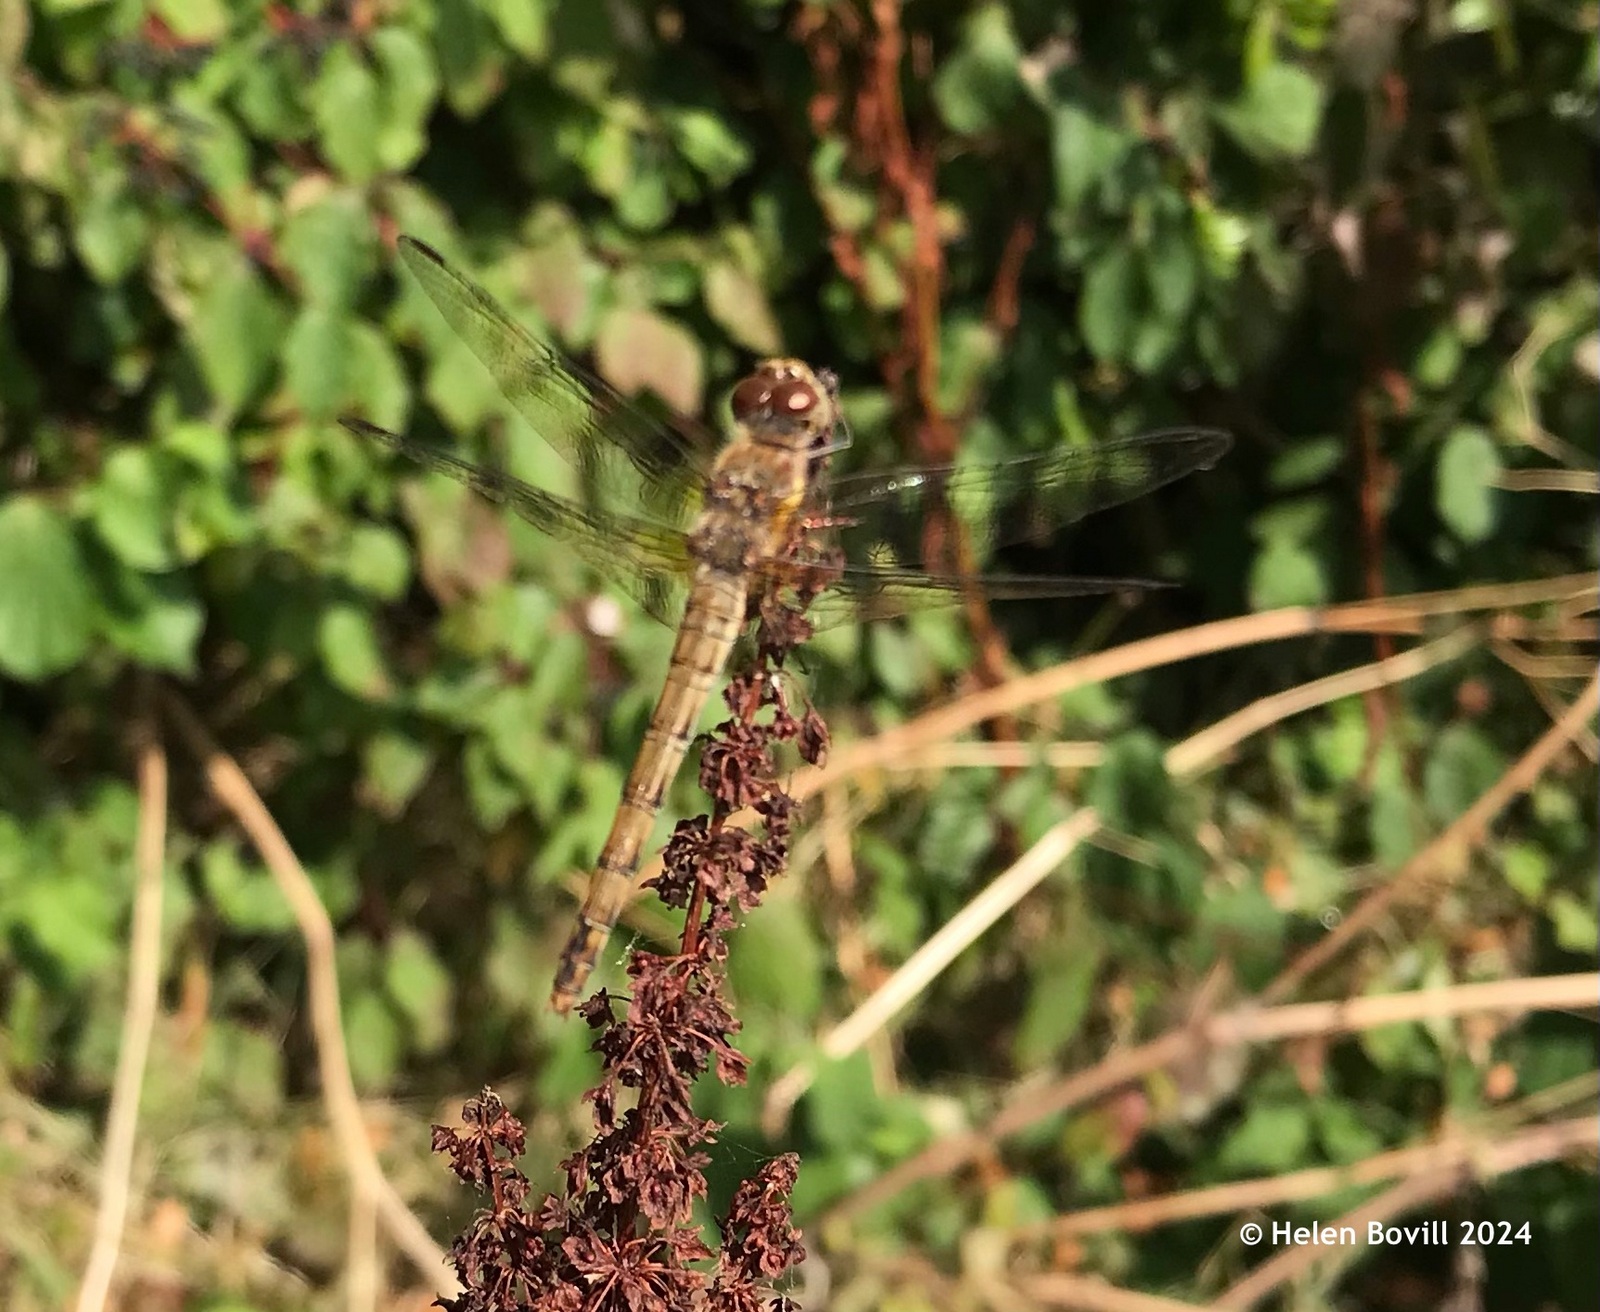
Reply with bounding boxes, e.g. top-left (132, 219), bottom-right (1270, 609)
top-left (550, 567), bottom-right (751, 1013)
